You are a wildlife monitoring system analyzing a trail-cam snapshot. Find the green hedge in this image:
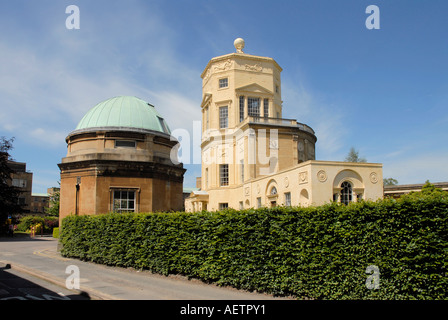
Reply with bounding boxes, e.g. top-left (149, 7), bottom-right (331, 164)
top-left (60, 193), bottom-right (448, 299)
